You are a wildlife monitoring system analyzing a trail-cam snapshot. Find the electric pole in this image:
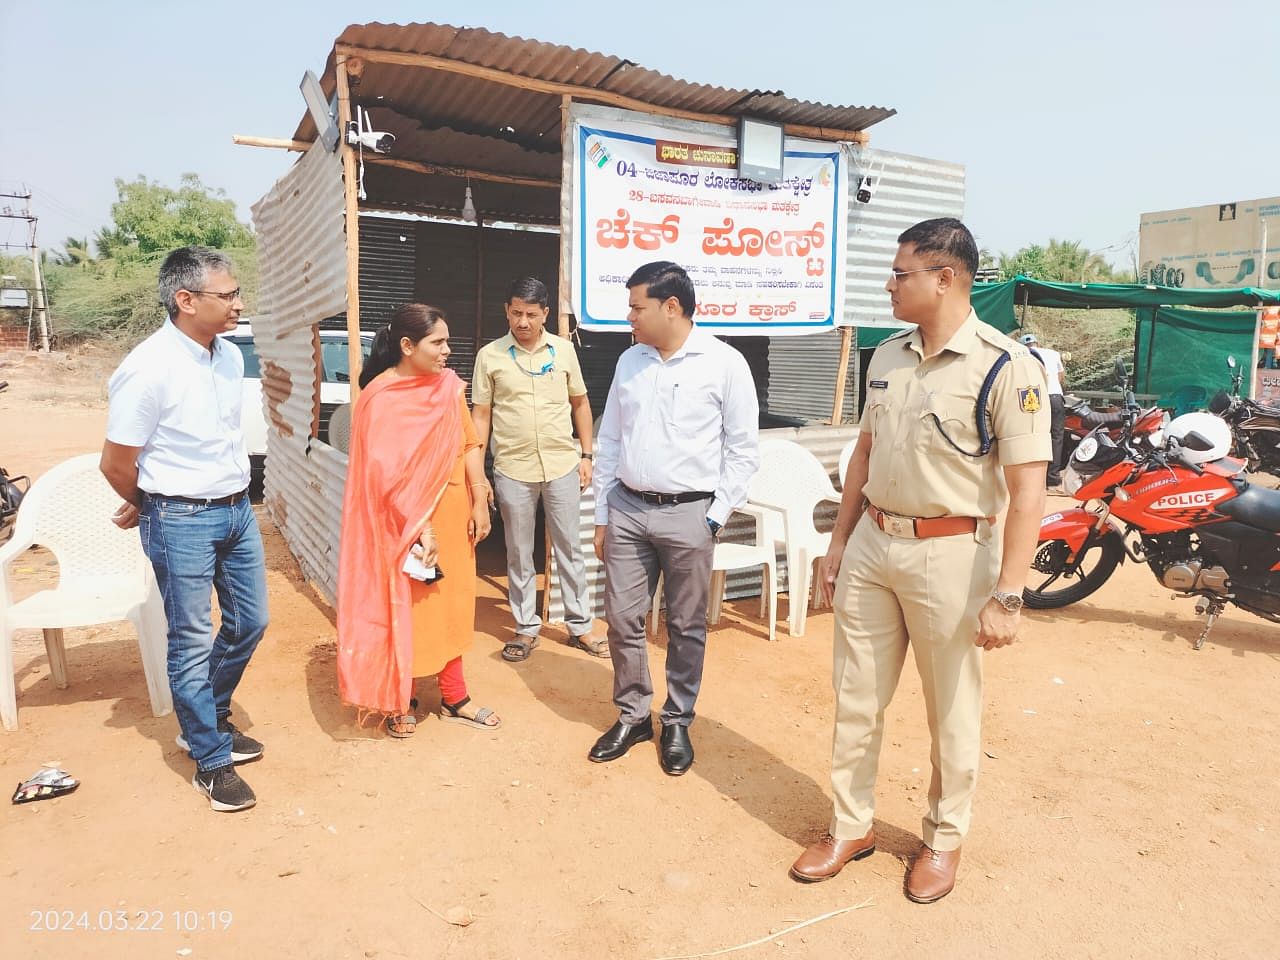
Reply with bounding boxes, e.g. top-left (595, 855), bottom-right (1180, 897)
top-left (0, 190), bottom-right (51, 351)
